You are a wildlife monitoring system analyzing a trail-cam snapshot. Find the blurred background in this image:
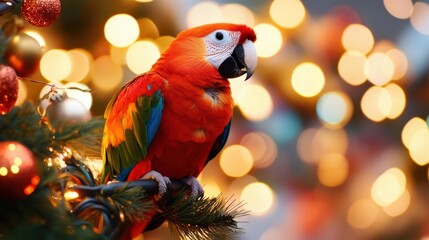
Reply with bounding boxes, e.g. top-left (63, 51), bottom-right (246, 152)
top-left (9, 0), bottom-right (429, 239)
